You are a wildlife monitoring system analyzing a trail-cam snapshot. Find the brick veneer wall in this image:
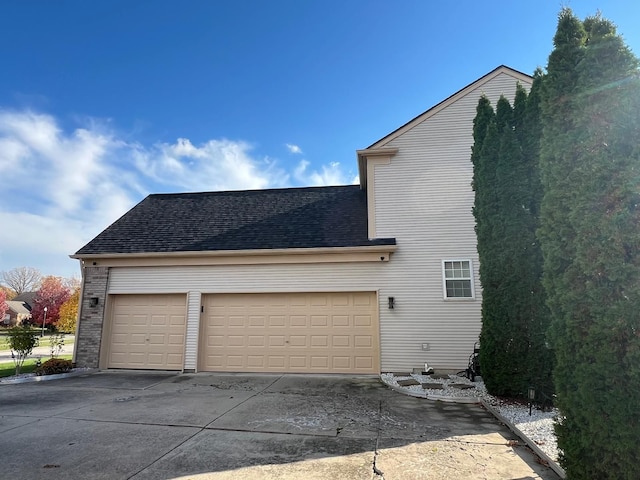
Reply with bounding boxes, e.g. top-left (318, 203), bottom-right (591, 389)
top-left (75, 266), bottom-right (109, 368)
